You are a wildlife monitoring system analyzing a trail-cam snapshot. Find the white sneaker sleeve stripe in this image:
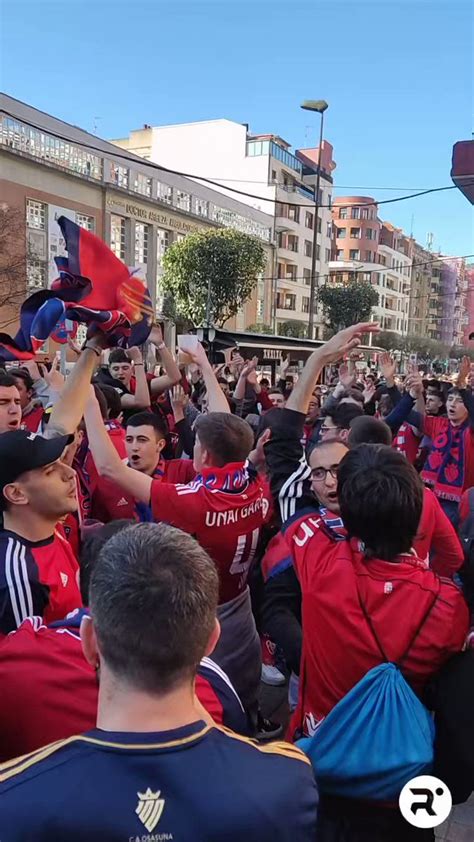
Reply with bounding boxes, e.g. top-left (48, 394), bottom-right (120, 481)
top-left (5, 538), bottom-right (22, 629)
